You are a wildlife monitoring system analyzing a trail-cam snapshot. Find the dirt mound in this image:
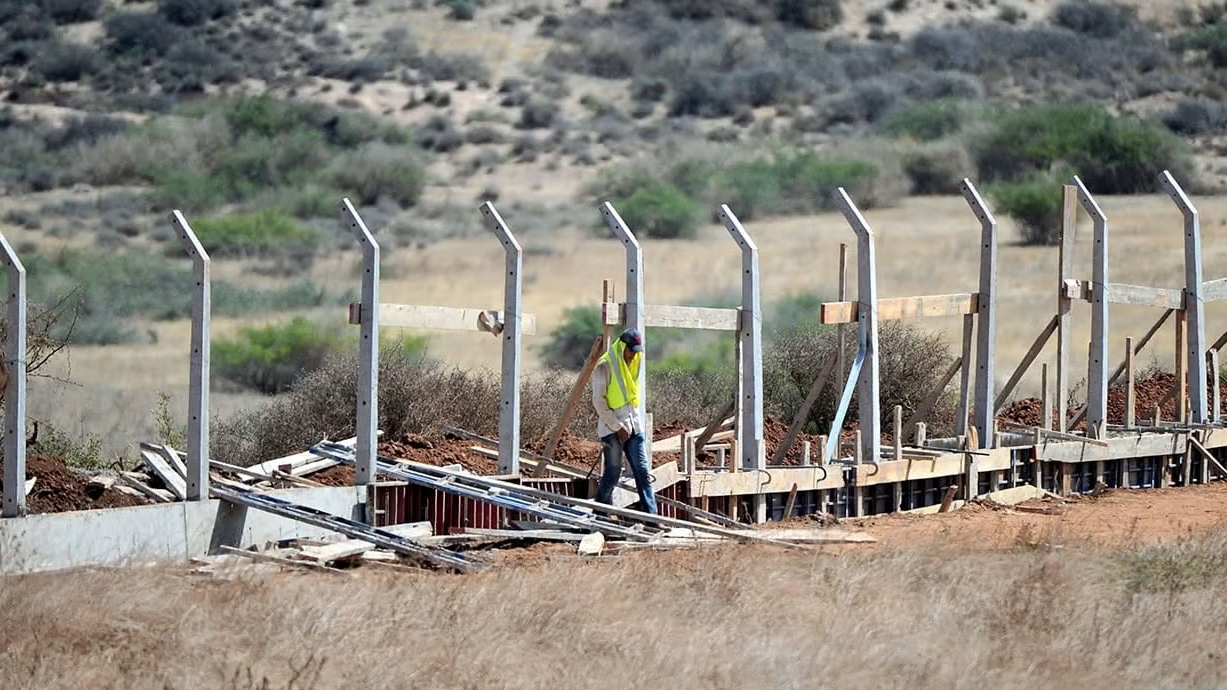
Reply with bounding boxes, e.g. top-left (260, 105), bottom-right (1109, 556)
top-left (0, 456), bottom-right (151, 514)
top-left (379, 436), bottom-right (500, 475)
